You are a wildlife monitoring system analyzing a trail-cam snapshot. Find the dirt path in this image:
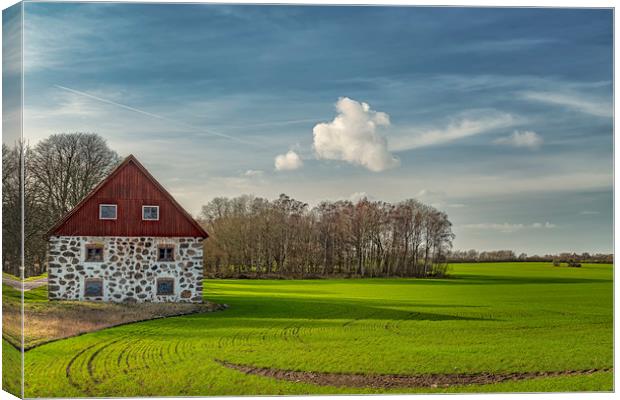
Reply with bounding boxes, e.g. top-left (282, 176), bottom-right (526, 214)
top-left (216, 360), bottom-right (612, 389)
top-left (2, 276), bottom-right (48, 291)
